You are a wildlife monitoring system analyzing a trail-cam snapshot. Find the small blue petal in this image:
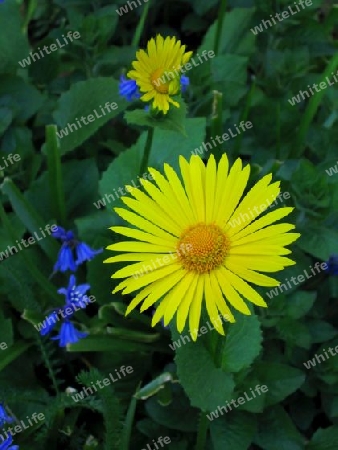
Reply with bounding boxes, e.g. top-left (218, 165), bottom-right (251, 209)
top-left (51, 226), bottom-right (67, 240)
top-left (180, 75), bottom-right (189, 93)
top-left (39, 312), bottom-right (59, 336)
top-left (54, 245), bottom-right (77, 272)
top-left (326, 254), bottom-right (338, 275)
top-left (0, 404), bottom-right (14, 427)
top-left (51, 321), bottom-right (88, 347)
top-left (0, 435), bottom-right (19, 450)
top-left (58, 275), bottom-right (92, 311)
top-left (75, 242), bottom-right (103, 266)
top-left (119, 75), bottom-right (141, 102)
